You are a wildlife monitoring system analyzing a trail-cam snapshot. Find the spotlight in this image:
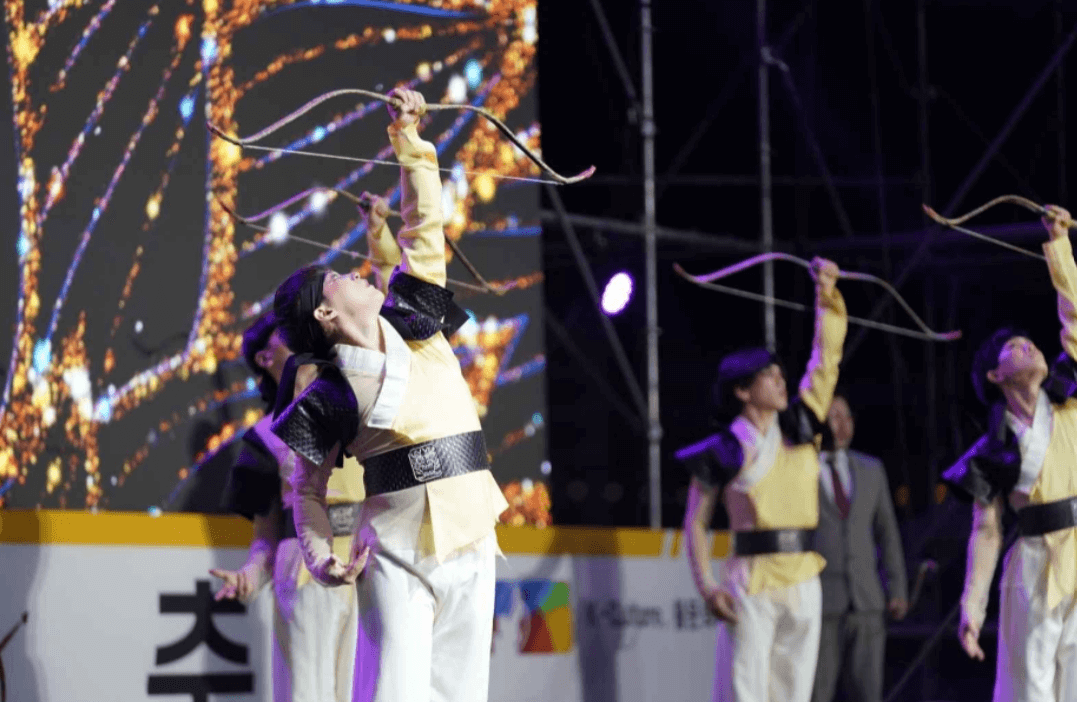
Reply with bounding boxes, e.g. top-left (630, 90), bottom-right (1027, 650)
top-left (308, 189), bottom-right (330, 216)
top-left (601, 271), bottom-right (634, 316)
top-left (267, 213), bottom-right (289, 244)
